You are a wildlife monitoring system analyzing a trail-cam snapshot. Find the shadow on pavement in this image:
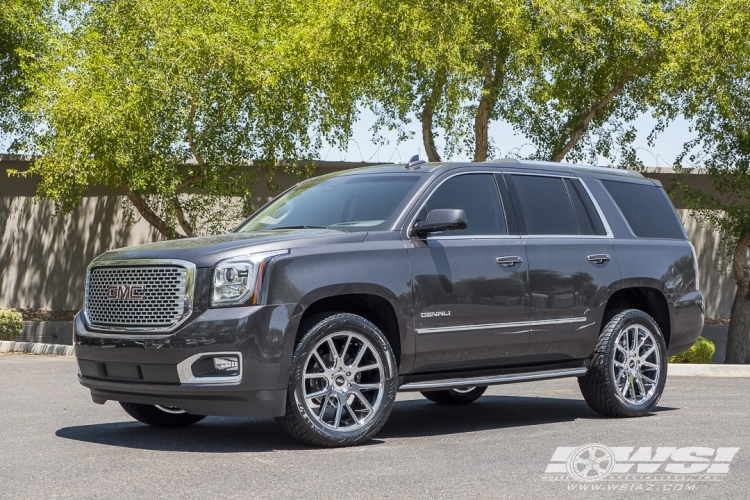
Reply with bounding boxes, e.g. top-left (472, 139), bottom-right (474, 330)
top-left (55, 394), bottom-right (677, 452)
